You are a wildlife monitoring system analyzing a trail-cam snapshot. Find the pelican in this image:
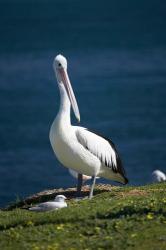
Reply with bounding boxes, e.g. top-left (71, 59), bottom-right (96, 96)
top-left (49, 54), bottom-right (128, 199)
top-left (152, 170), bottom-right (166, 183)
